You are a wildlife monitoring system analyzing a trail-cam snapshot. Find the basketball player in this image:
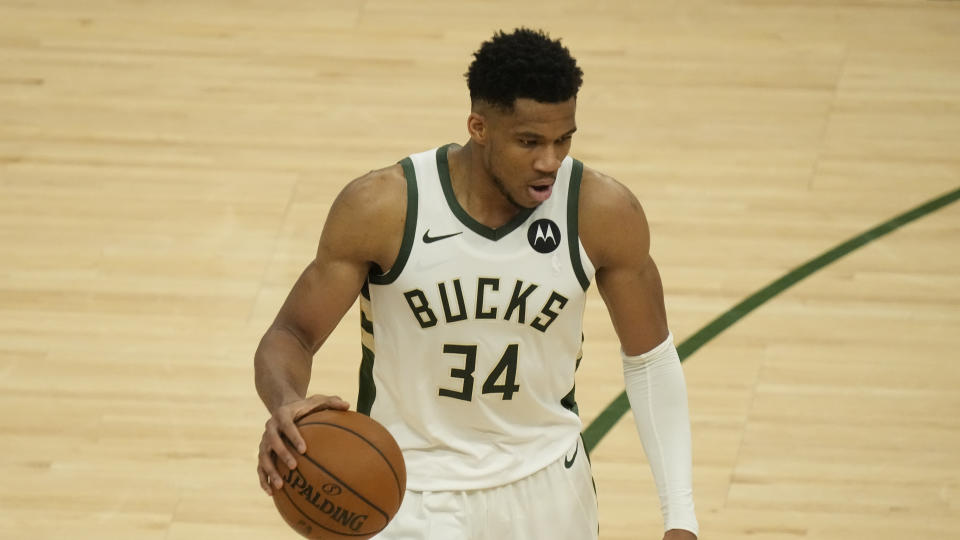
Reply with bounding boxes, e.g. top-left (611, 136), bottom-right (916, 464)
top-left (255, 28), bottom-right (698, 539)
